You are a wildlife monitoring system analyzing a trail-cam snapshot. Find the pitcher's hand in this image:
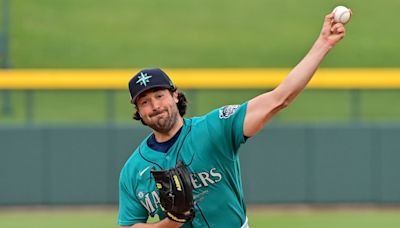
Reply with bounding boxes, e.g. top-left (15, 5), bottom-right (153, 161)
top-left (319, 12), bottom-right (349, 47)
